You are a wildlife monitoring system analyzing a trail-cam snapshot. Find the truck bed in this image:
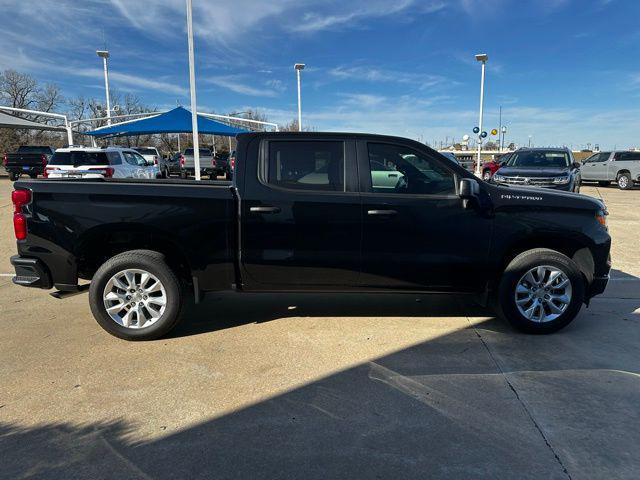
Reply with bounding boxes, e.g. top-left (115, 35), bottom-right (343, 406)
top-left (14, 177), bottom-right (237, 292)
